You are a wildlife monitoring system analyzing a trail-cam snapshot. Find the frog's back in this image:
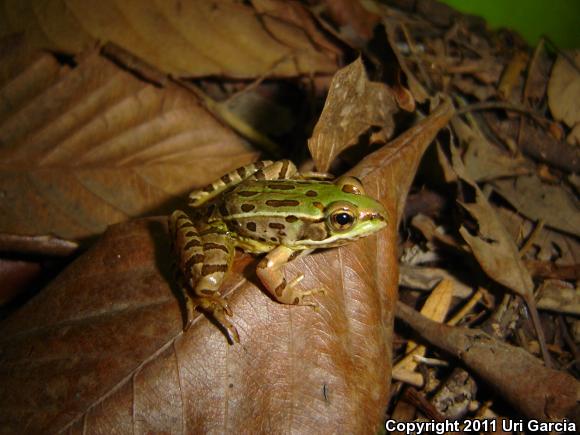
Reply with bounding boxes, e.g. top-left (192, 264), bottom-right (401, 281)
top-left (220, 180), bottom-right (331, 247)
